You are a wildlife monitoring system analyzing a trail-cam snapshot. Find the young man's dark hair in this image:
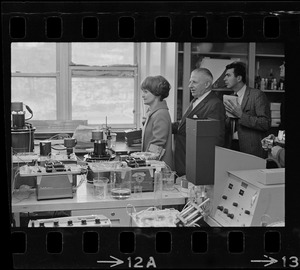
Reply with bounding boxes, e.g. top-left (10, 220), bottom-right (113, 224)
top-left (225, 61), bottom-right (246, 84)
